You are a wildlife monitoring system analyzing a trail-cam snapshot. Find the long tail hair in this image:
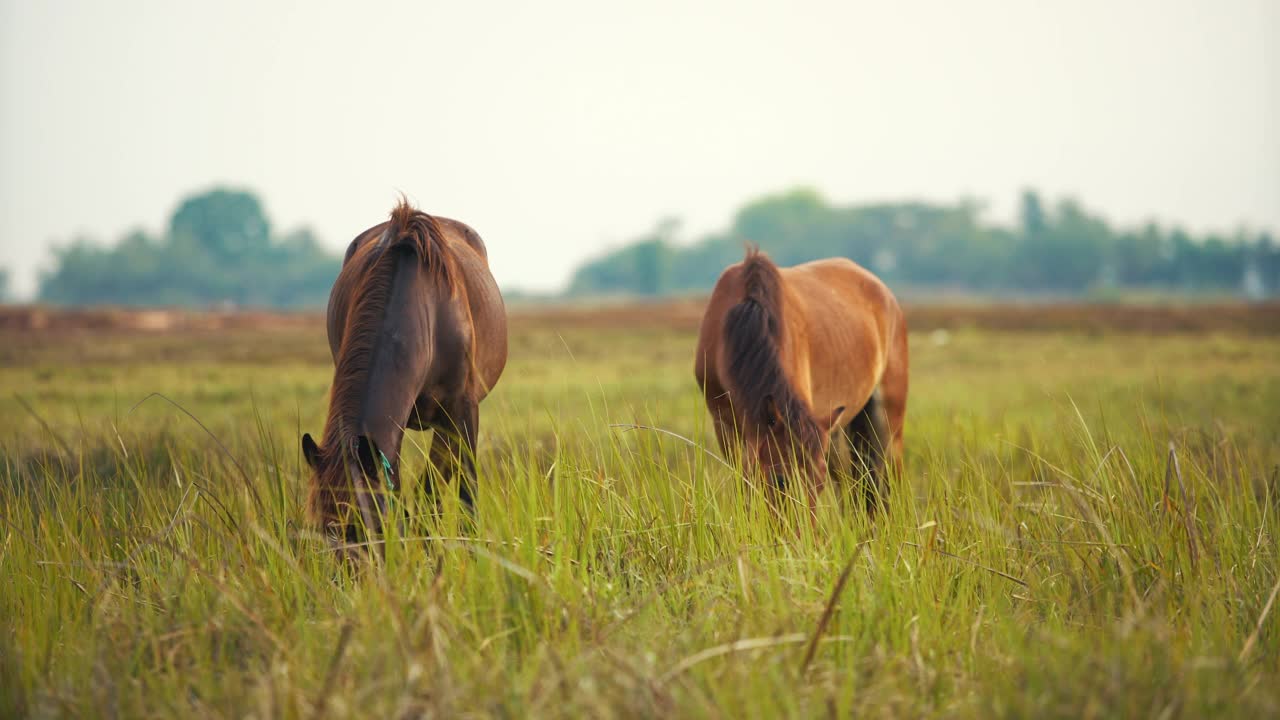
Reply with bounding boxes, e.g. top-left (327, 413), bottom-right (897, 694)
top-left (721, 247), bottom-right (820, 448)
